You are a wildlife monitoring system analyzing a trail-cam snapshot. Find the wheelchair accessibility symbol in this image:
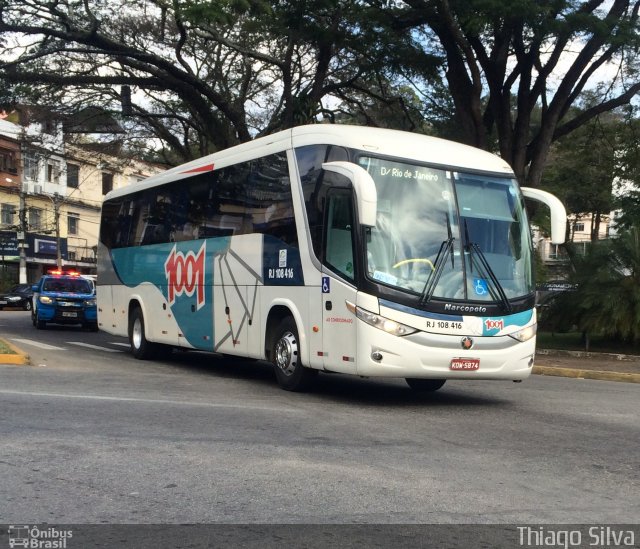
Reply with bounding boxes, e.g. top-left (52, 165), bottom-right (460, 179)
top-left (322, 276), bottom-right (330, 294)
top-left (474, 278), bottom-right (488, 296)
